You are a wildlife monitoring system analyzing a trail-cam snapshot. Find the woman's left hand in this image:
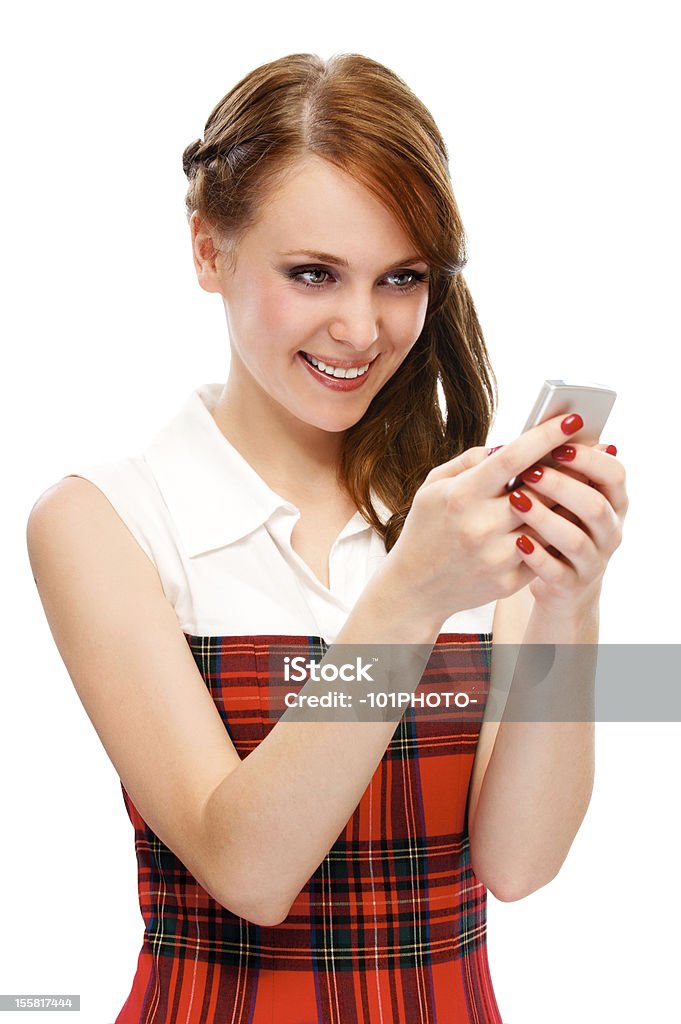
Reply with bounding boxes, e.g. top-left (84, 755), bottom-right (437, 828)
top-left (508, 443), bottom-right (629, 615)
